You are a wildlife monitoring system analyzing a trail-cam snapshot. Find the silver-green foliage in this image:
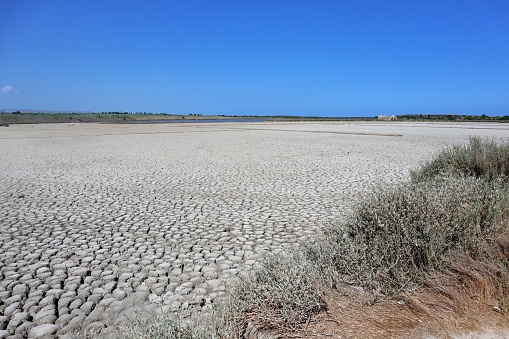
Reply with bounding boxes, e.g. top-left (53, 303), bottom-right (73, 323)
top-left (119, 314), bottom-right (208, 339)
top-left (305, 174), bottom-right (509, 296)
top-left (411, 136), bottom-right (509, 182)
top-left (222, 253), bottom-right (325, 335)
